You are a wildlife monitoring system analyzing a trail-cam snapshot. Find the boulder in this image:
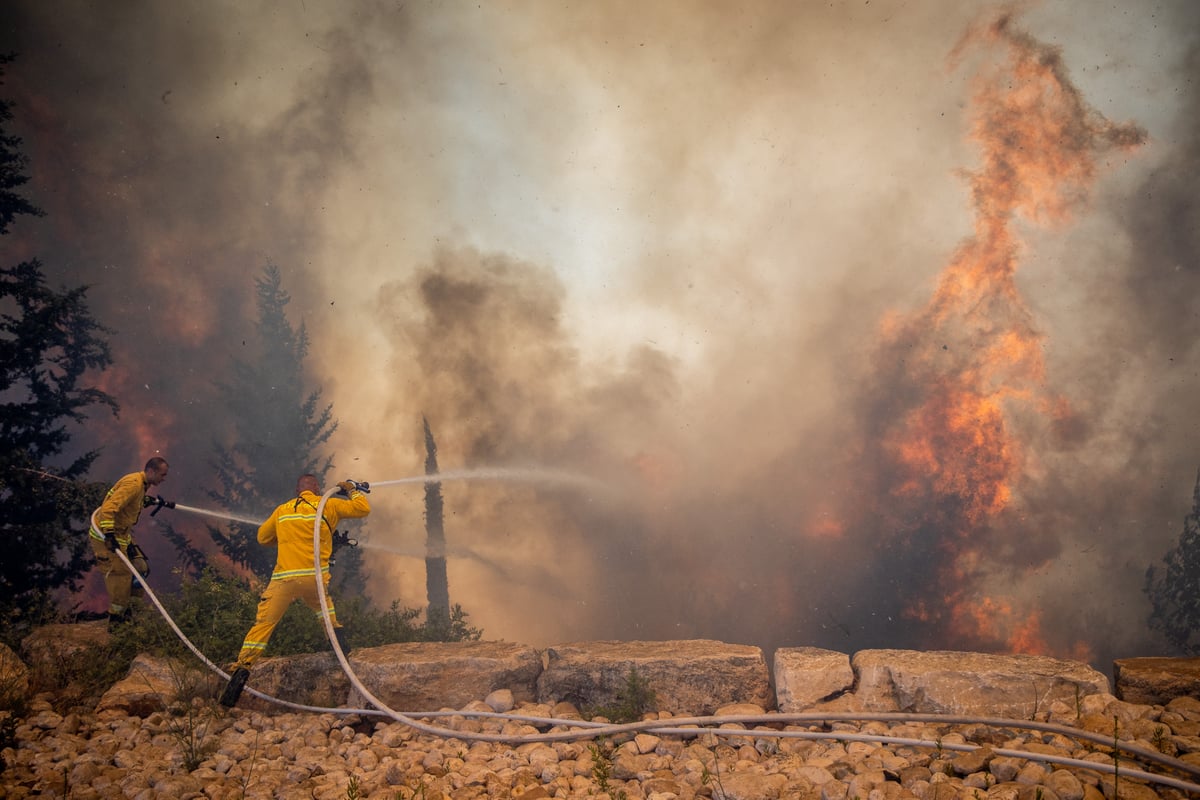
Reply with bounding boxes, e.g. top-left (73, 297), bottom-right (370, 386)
top-left (0, 642), bottom-right (29, 707)
top-left (237, 651), bottom-right (352, 712)
top-left (774, 647), bottom-right (854, 712)
top-left (536, 639), bottom-right (772, 716)
top-left (1113, 657), bottom-right (1200, 706)
top-left (21, 620), bottom-right (108, 664)
top-left (346, 641), bottom-right (541, 712)
top-left (96, 653), bottom-right (214, 716)
top-left (849, 649), bottom-right (1109, 717)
